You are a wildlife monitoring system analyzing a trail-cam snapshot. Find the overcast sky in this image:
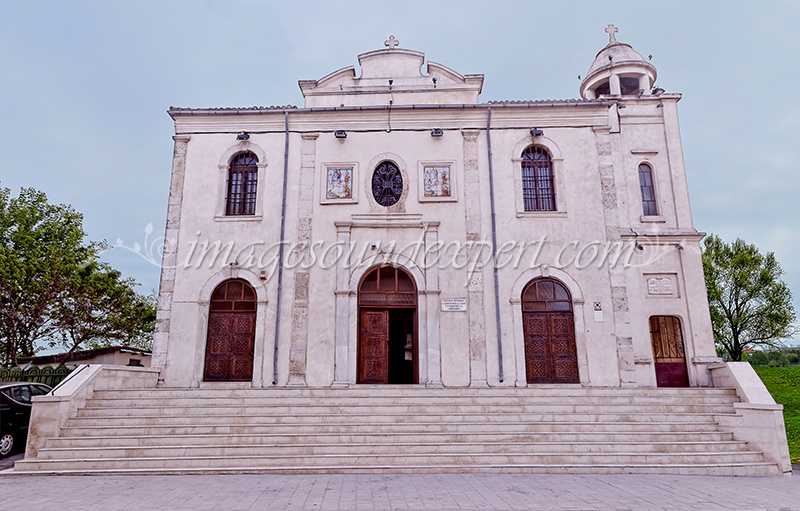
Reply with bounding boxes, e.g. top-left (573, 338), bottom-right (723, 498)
top-left (1, 1), bottom-right (798, 343)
